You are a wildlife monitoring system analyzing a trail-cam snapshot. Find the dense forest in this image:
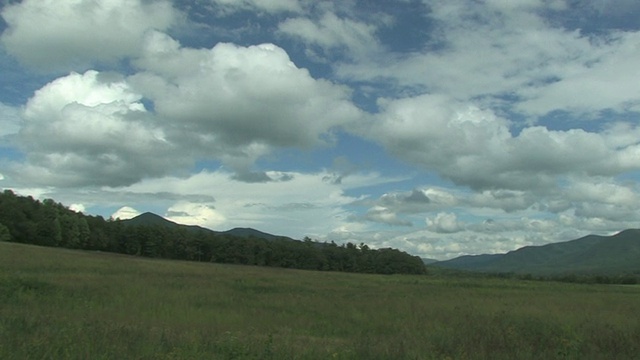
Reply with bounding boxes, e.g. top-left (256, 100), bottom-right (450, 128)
top-left (0, 190), bottom-right (426, 275)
